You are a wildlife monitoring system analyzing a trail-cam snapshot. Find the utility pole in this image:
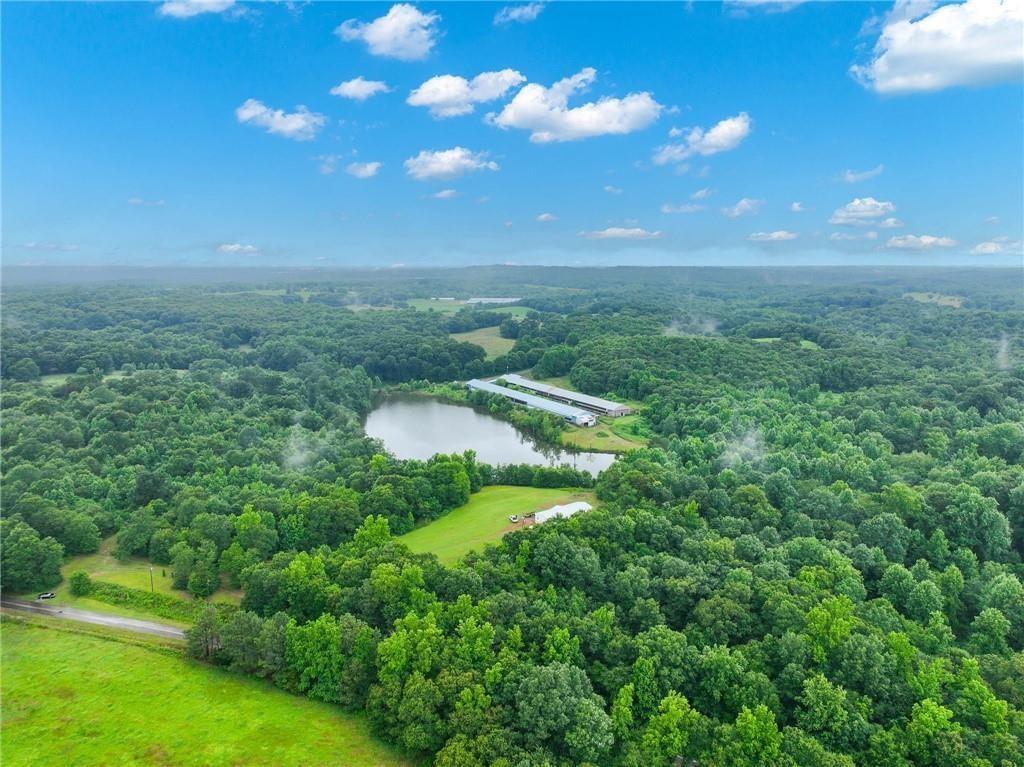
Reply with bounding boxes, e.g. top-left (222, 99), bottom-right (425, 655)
top-left (150, 566), bottom-right (154, 593)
